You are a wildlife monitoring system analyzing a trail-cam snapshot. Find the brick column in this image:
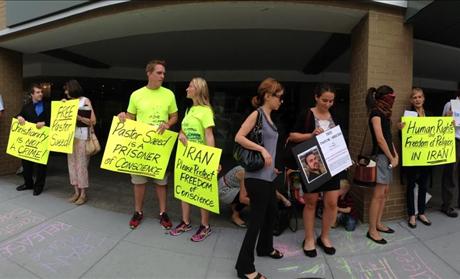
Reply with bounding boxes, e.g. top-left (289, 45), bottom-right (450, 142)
top-left (349, 10), bottom-right (413, 221)
top-left (0, 47), bottom-right (23, 175)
